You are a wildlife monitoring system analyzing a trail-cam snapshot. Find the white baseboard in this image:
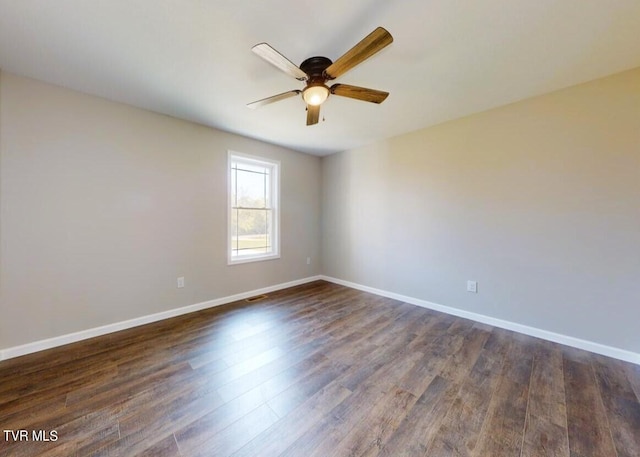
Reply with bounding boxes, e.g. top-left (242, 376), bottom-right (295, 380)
top-left (0, 276), bottom-right (323, 361)
top-left (320, 275), bottom-right (640, 366)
